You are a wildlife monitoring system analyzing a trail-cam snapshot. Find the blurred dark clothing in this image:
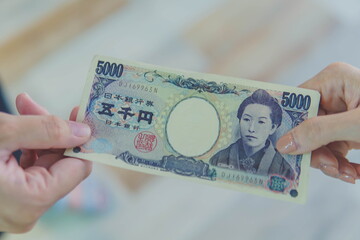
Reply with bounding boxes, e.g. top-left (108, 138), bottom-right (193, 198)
top-left (0, 83), bottom-right (11, 114)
